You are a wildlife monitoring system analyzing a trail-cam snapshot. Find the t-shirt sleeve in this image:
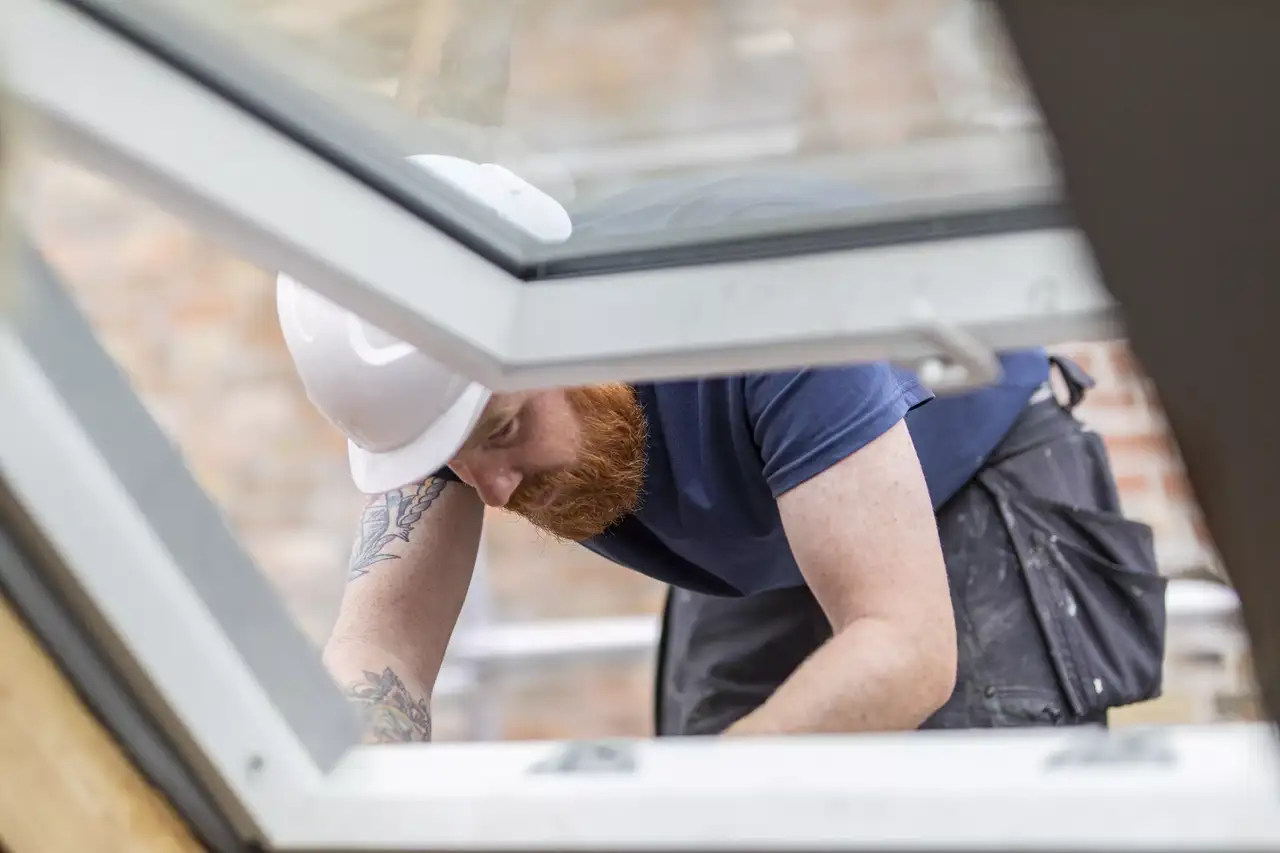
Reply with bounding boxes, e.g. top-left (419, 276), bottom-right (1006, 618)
top-left (745, 364), bottom-right (933, 498)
